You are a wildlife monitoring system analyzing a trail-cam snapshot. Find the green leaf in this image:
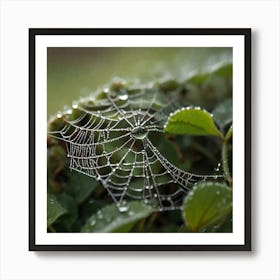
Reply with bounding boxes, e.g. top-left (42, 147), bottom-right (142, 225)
top-left (54, 193), bottom-right (78, 231)
top-left (213, 63), bottom-right (232, 78)
top-left (187, 72), bottom-right (210, 85)
top-left (225, 125), bottom-right (233, 142)
top-left (165, 107), bottom-right (223, 138)
top-left (187, 63), bottom-right (232, 85)
top-left (47, 193), bottom-right (67, 227)
top-left (212, 98), bottom-right (232, 128)
top-left (66, 170), bottom-right (97, 204)
top-left (182, 182), bottom-right (232, 232)
top-left (159, 79), bottom-right (180, 92)
top-left (81, 201), bottom-right (153, 233)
